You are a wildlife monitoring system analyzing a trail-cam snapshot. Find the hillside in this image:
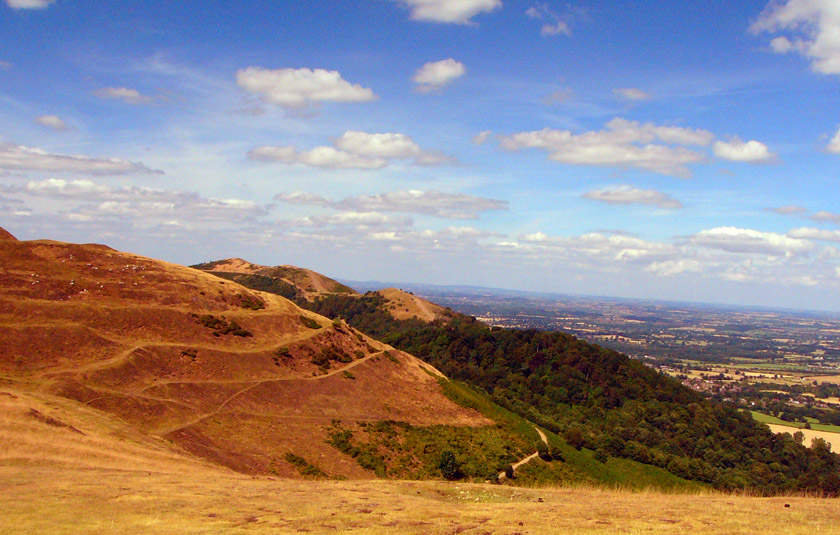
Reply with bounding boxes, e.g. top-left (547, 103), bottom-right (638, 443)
top-left (0, 230), bottom-right (491, 478)
top-left (374, 287), bottom-right (455, 322)
top-left (192, 258), bottom-right (357, 301)
top-left (230, 280), bottom-right (840, 495)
